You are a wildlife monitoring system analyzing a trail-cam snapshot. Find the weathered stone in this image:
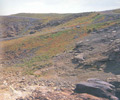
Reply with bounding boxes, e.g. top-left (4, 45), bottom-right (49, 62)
top-left (74, 53), bottom-right (84, 61)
